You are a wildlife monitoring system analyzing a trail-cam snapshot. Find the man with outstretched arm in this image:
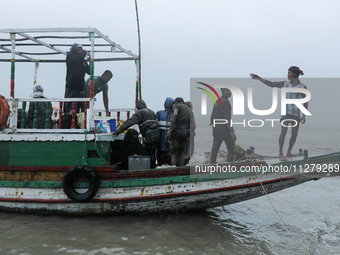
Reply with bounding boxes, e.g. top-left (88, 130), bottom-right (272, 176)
top-left (250, 66), bottom-right (309, 161)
